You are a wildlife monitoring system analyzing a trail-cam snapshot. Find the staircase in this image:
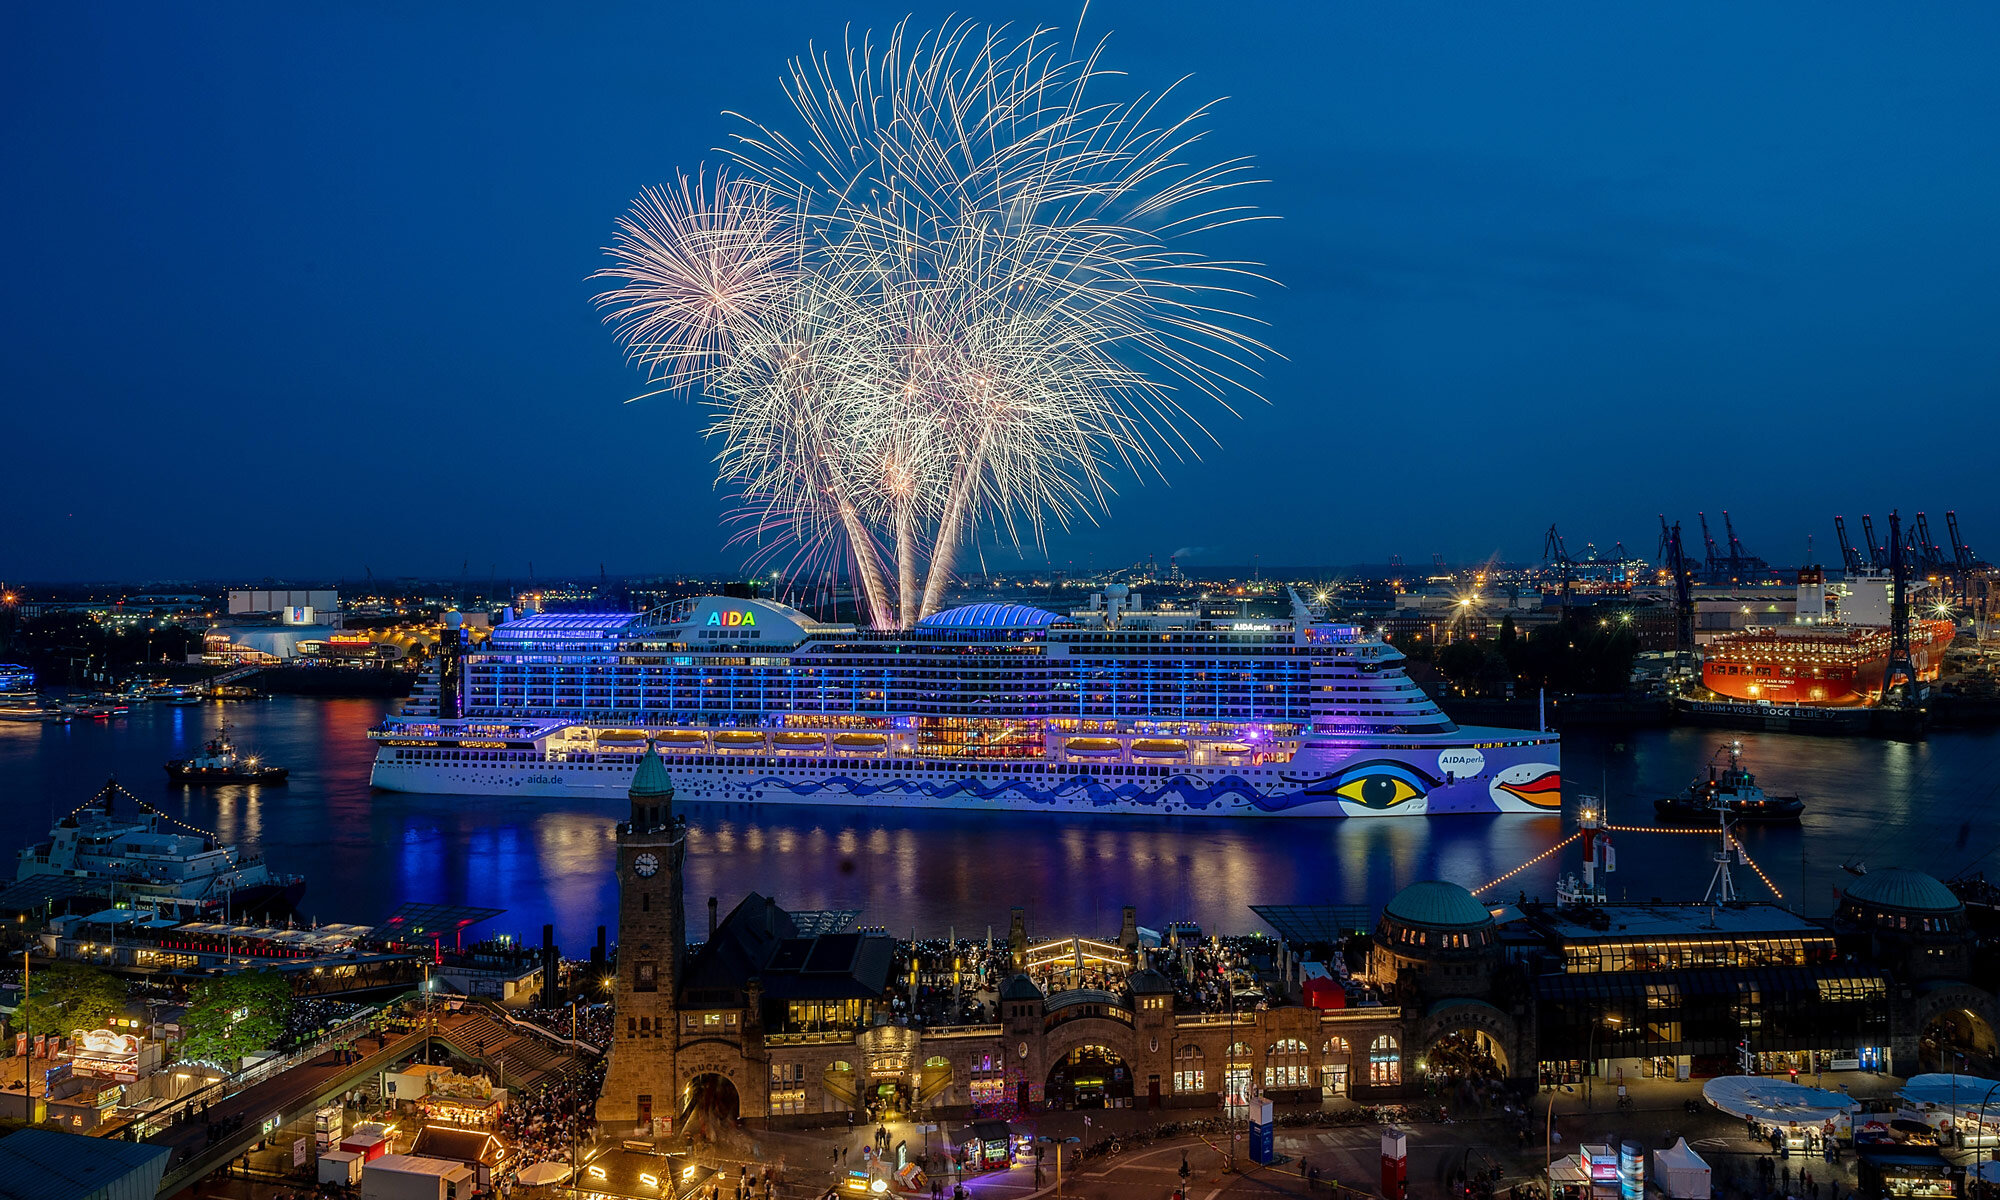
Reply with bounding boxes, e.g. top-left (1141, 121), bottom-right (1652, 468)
top-left (429, 1007), bottom-right (584, 1091)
